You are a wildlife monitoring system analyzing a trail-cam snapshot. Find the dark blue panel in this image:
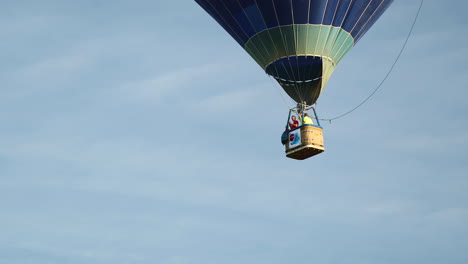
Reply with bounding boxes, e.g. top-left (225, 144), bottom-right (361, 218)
top-left (355, 1), bottom-right (392, 43)
top-left (203, 0), bottom-right (250, 44)
top-left (272, 0), bottom-right (293, 26)
top-left (195, 0), bottom-right (394, 46)
top-left (292, 0), bottom-right (310, 24)
top-left (256, 0), bottom-right (279, 28)
top-left (266, 56), bottom-right (323, 82)
top-left (222, 1), bottom-right (257, 37)
top-left (195, 0), bottom-right (245, 46)
top-left (242, 3), bottom-right (268, 33)
top-left (332, 0), bottom-right (353, 27)
top-left (308, 0), bottom-right (328, 24)
top-left (341, 0), bottom-right (369, 32)
top-left (266, 59), bottom-right (297, 82)
top-left (322, 0), bottom-right (339, 25)
top-left (352, 0), bottom-right (383, 33)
